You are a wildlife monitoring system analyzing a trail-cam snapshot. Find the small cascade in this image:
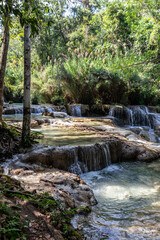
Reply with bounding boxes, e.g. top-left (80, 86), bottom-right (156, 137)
top-left (109, 106), bottom-right (114, 116)
top-left (31, 106), bottom-right (55, 114)
top-left (31, 107), bottom-right (45, 114)
top-left (108, 106), bottom-right (134, 125)
top-left (108, 105), bottom-right (152, 128)
top-left (15, 107), bottom-right (23, 114)
top-left (45, 107), bottom-right (55, 113)
top-left (68, 149), bottom-right (84, 175)
top-left (103, 144), bottom-right (111, 166)
top-left (127, 107), bottom-right (133, 126)
top-left (71, 105), bottom-right (82, 117)
top-left (62, 143), bottom-right (111, 174)
top-left (3, 105), bottom-right (55, 115)
top-left (77, 143), bottom-right (111, 172)
top-left (132, 106), bottom-right (150, 127)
